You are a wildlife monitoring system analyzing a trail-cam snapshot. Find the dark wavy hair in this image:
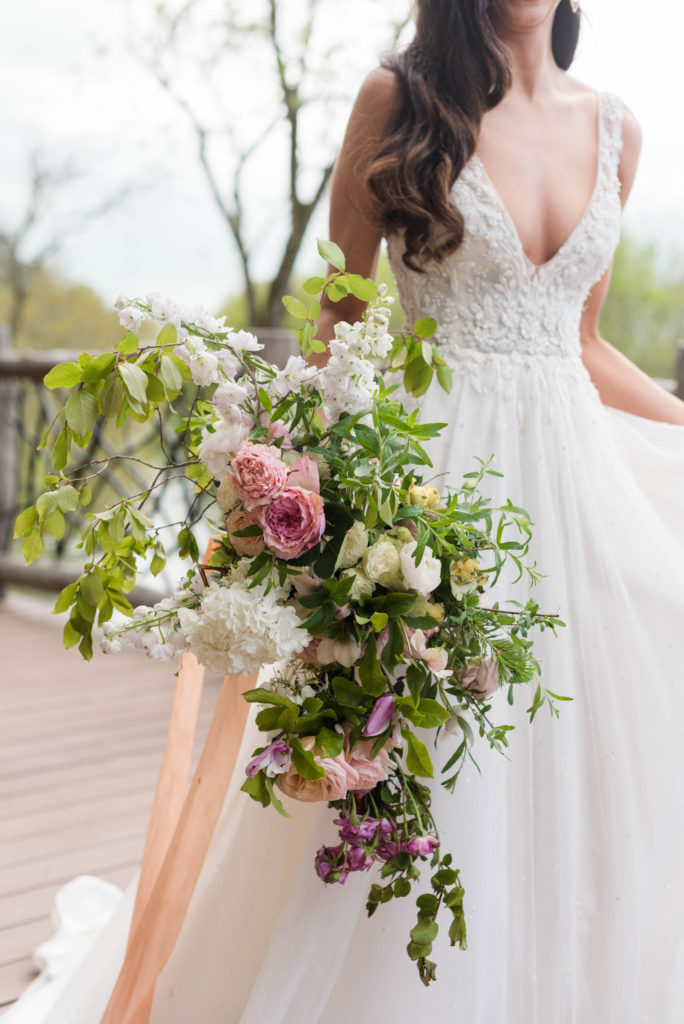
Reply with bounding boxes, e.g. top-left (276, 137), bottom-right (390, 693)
top-left (364, 0), bottom-right (582, 272)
